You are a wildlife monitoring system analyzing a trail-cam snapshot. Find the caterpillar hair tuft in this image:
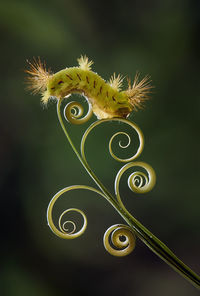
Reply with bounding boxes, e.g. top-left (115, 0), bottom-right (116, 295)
top-left (25, 57), bottom-right (52, 95)
top-left (126, 73), bottom-right (153, 111)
